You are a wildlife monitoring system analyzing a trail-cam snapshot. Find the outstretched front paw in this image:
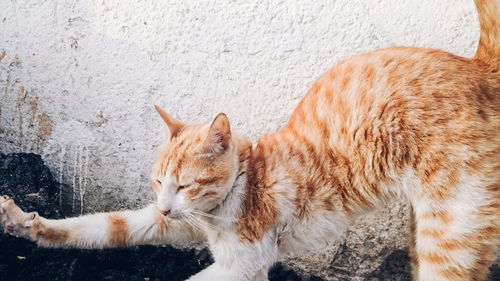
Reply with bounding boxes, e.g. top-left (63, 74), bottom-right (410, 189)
top-left (0, 195), bottom-right (40, 239)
